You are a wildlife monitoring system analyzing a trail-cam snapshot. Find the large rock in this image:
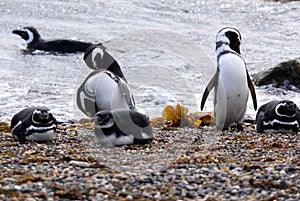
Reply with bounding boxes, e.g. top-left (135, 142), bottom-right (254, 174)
top-left (253, 58), bottom-right (300, 90)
